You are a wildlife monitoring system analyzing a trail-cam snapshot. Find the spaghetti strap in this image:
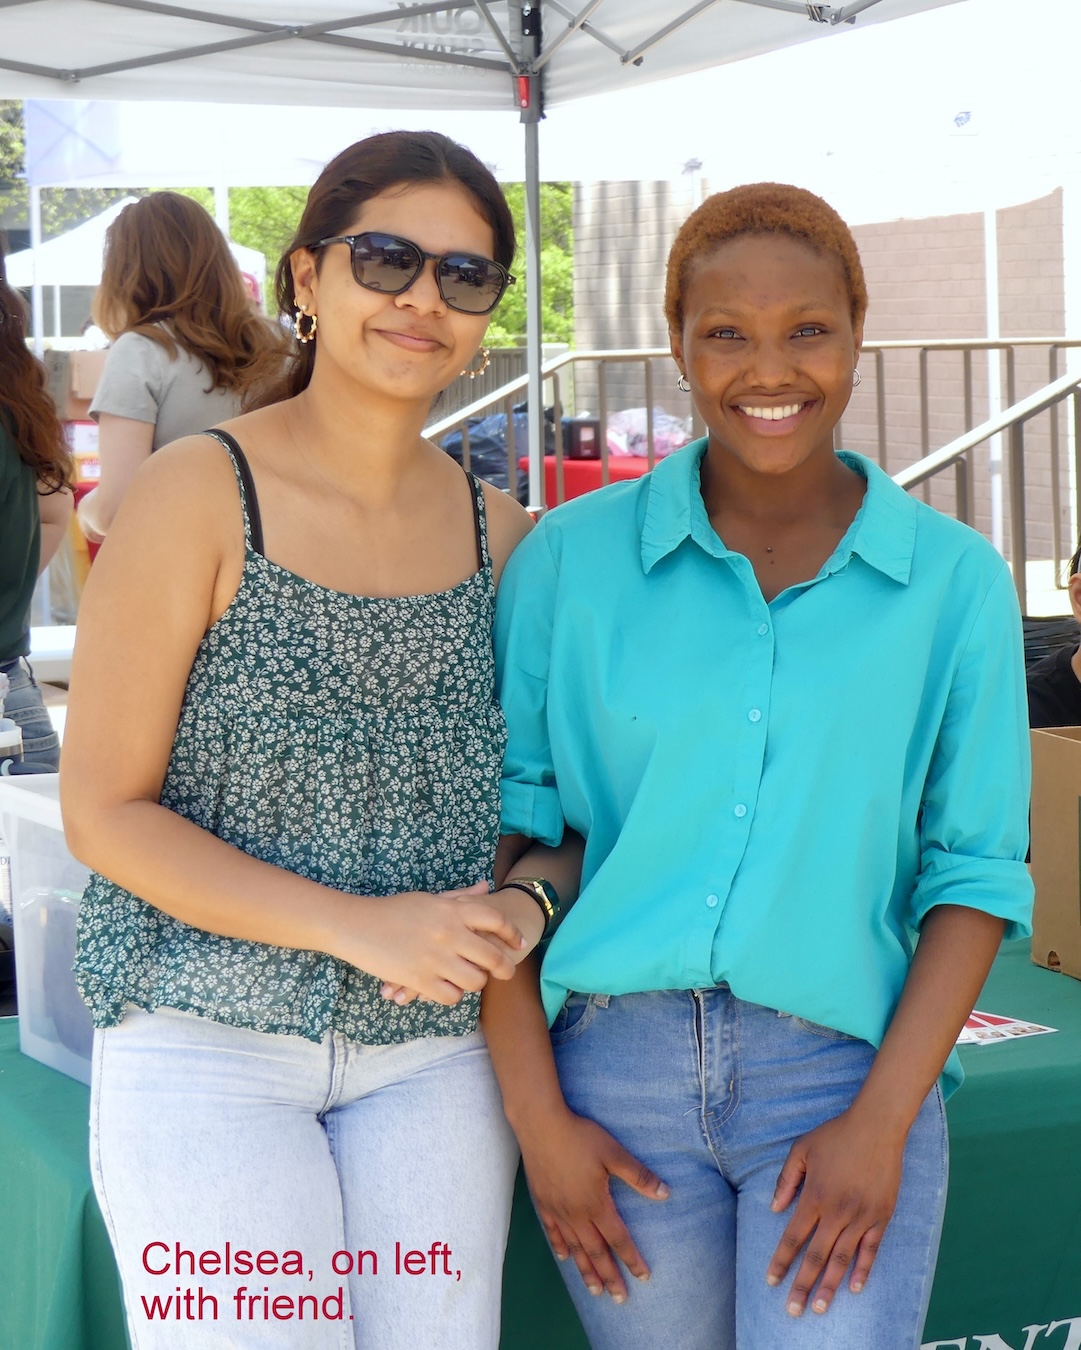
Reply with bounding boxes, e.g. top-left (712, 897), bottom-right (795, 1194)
top-left (203, 428), bottom-right (265, 557)
top-left (464, 469), bottom-right (489, 571)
